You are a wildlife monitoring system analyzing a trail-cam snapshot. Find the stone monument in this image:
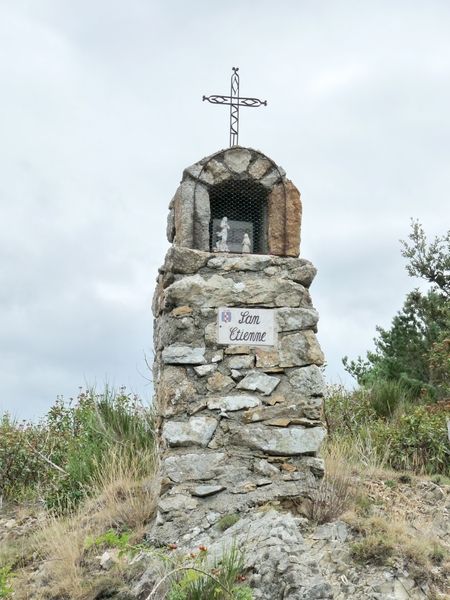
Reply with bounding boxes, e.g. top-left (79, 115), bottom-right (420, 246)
top-left (152, 146), bottom-right (326, 544)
